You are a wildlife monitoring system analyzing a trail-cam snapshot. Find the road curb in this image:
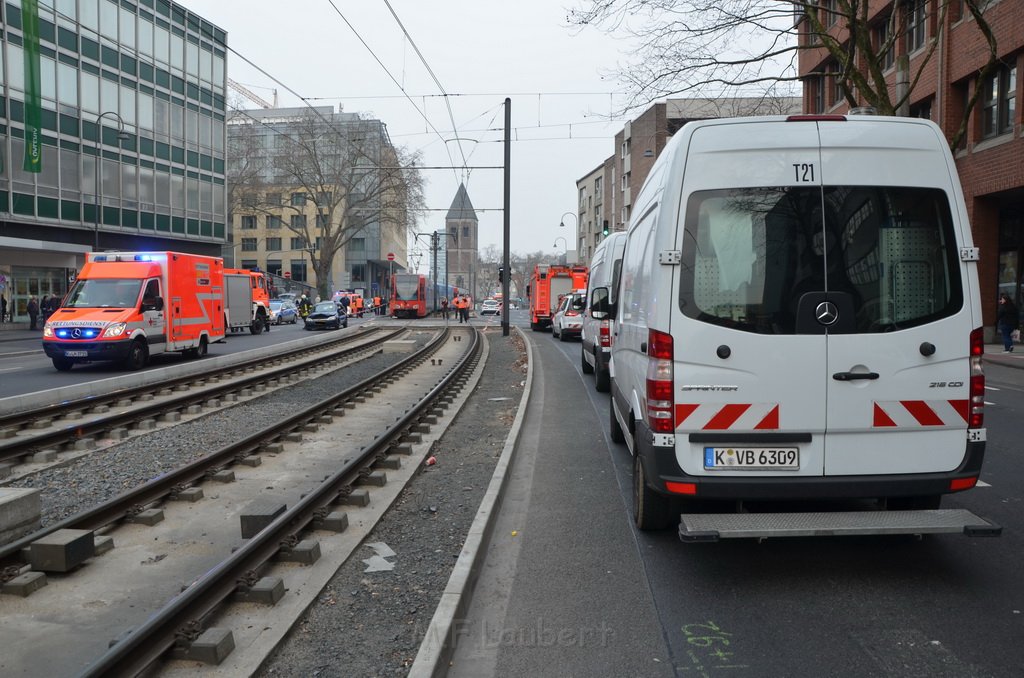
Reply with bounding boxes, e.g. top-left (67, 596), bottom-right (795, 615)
top-left (407, 327), bottom-right (533, 678)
